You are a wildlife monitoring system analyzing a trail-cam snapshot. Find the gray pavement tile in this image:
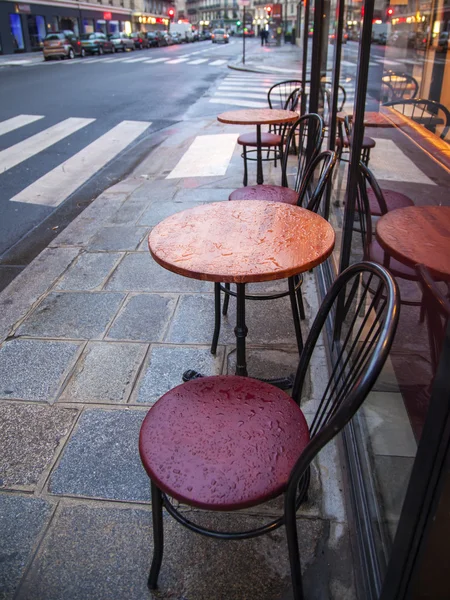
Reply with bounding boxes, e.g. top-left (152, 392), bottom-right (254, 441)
top-left (138, 200), bottom-right (204, 227)
top-left (226, 348), bottom-right (299, 380)
top-left (17, 292), bottom-right (125, 340)
top-left (172, 188), bottom-right (236, 203)
top-left (106, 294), bottom-right (176, 342)
top-left (59, 342), bottom-right (148, 404)
top-left (48, 408), bottom-right (150, 501)
top-left (165, 293), bottom-right (298, 345)
top-left (108, 200), bottom-right (148, 225)
top-left (126, 178), bottom-right (177, 204)
top-left (133, 345), bottom-right (225, 404)
top-left (55, 253), bottom-right (123, 291)
top-left (87, 226), bottom-right (148, 252)
top-left (104, 253), bottom-right (210, 293)
top-left (0, 403), bottom-right (78, 488)
top-left (0, 339), bottom-right (81, 402)
top-left (0, 248), bottom-right (80, 344)
top-left (0, 495), bottom-right (52, 599)
top-left (17, 503), bottom-right (323, 600)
